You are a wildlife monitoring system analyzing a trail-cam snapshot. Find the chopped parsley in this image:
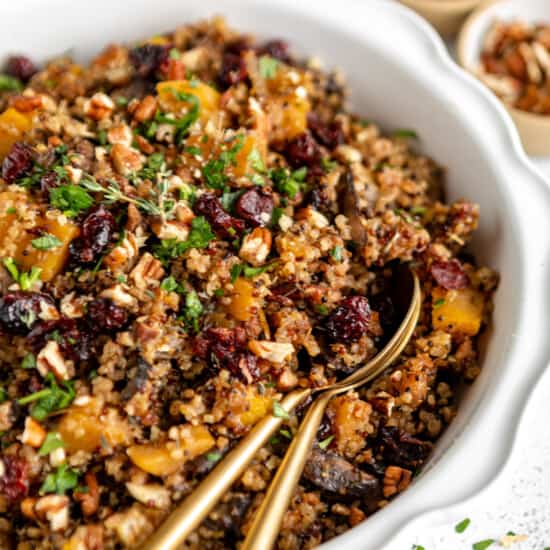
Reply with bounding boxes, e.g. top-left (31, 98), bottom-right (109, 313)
top-left (271, 207), bottom-right (284, 227)
top-left (321, 157), bottom-right (337, 172)
top-left (411, 546), bottom-right (425, 550)
top-left (31, 234), bottom-right (62, 250)
top-left (39, 464), bottom-right (79, 495)
top-left (410, 206), bottom-right (427, 216)
top-left (38, 432), bottom-right (65, 456)
top-left (279, 429), bottom-right (292, 440)
top-left (49, 184), bottom-right (94, 217)
top-left (272, 400), bottom-right (290, 419)
top-left (169, 48), bottom-right (181, 60)
top-left (315, 304), bottom-right (329, 315)
top-left (138, 152), bottom-right (165, 181)
top-left (6, 206), bottom-right (16, 215)
top-left (203, 134), bottom-right (245, 190)
top-left (270, 166), bottom-right (307, 199)
top-left (18, 144), bottom-right (69, 189)
top-left (0, 74), bottom-right (23, 92)
top-left (18, 373), bottom-right (75, 421)
top-left (330, 246), bottom-right (343, 261)
top-left (0, 387), bottom-right (6, 403)
top-left (472, 540), bottom-right (494, 550)
top-left (160, 276), bottom-right (179, 292)
top-left (214, 288), bottom-right (225, 297)
top-left (230, 262), bottom-right (274, 283)
top-left (247, 147), bottom-right (266, 173)
top-left (433, 298), bottom-right (446, 308)
top-left (21, 353), bottom-right (36, 370)
top-left (153, 216), bottom-right (215, 262)
top-left (318, 435), bottom-right (334, 450)
top-left (393, 128), bottom-right (418, 139)
top-left (206, 452), bottom-right (222, 462)
top-left (259, 55), bottom-right (280, 79)
top-left (455, 518), bottom-right (471, 533)
top-left (220, 188), bottom-right (245, 213)
top-left (2, 258), bottom-right (42, 290)
top-left (181, 289), bottom-right (203, 332)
